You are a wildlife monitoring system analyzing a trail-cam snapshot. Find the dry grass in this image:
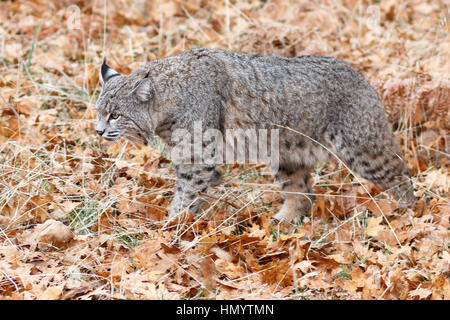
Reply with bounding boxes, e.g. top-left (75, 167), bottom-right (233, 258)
top-left (0, 0), bottom-right (449, 300)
